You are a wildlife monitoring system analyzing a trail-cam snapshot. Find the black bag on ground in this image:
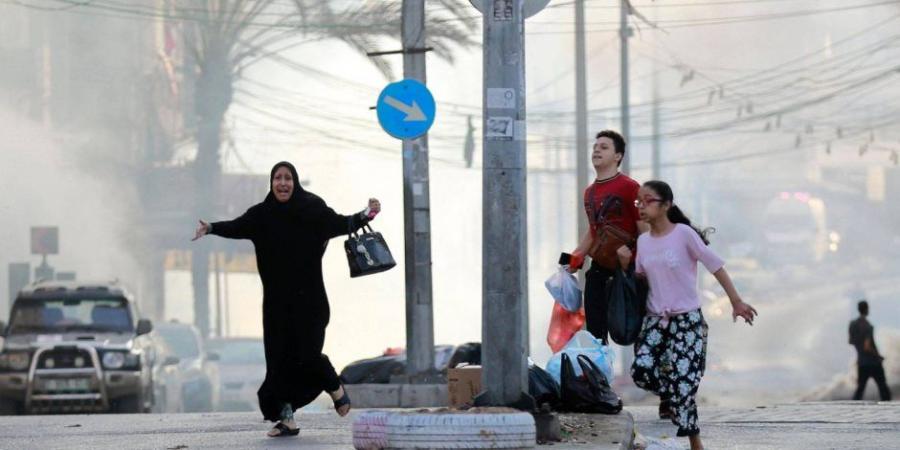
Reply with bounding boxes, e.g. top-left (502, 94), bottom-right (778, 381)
top-left (605, 267), bottom-right (646, 346)
top-left (344, 221), bottom-right (396, 278)
top-left (528, 364), bottom-right (561, 410)
top-left (560, 353), bottom-right (623, 414)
